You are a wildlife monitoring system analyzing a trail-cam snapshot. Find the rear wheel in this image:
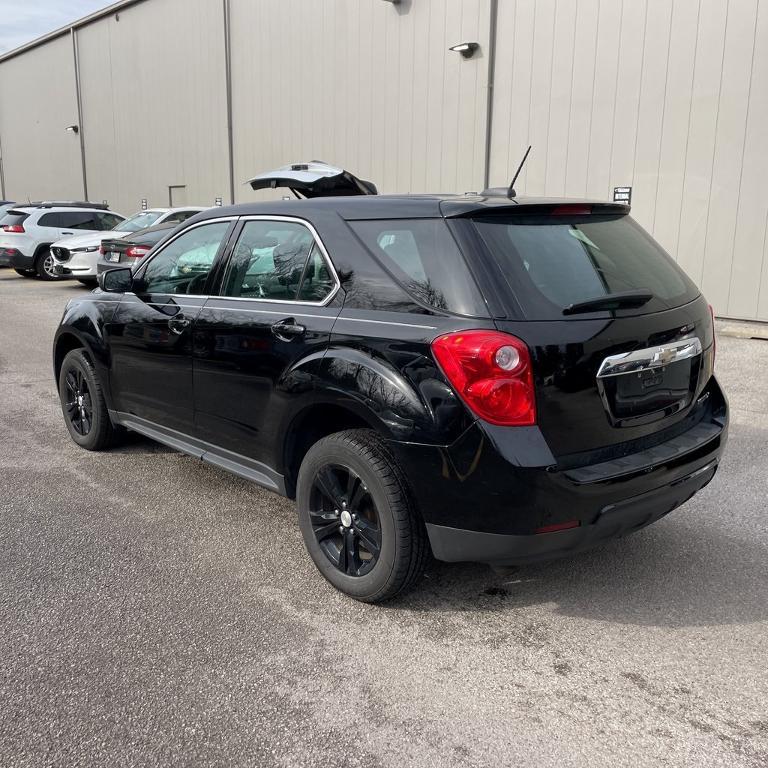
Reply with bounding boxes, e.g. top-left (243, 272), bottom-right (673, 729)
top-left (297, 429), bottom-right (428, 602)
top-left (34, 247), bottom-right (59, 281)
top-left (58, 349), bottom-right (119, 450)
